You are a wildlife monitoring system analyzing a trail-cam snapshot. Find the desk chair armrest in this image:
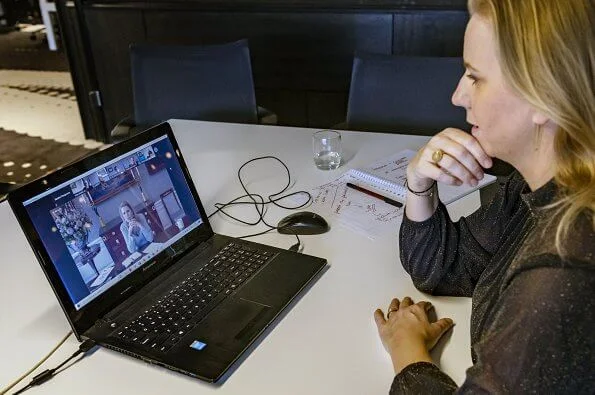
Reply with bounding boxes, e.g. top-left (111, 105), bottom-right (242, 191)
top-left (110, 115), bottom-right (137, 142)
top-left (0, 182), bottom-right (20, 203)
top-left (331, 121), bottom-right (348, 130)
top-left (257, 106), bottom-right (278, 125)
